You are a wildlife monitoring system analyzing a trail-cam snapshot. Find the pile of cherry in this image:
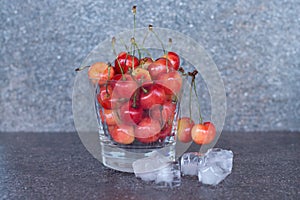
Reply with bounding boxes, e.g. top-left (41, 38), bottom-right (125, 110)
top-left (86, 51), bottom-right (216, 145)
